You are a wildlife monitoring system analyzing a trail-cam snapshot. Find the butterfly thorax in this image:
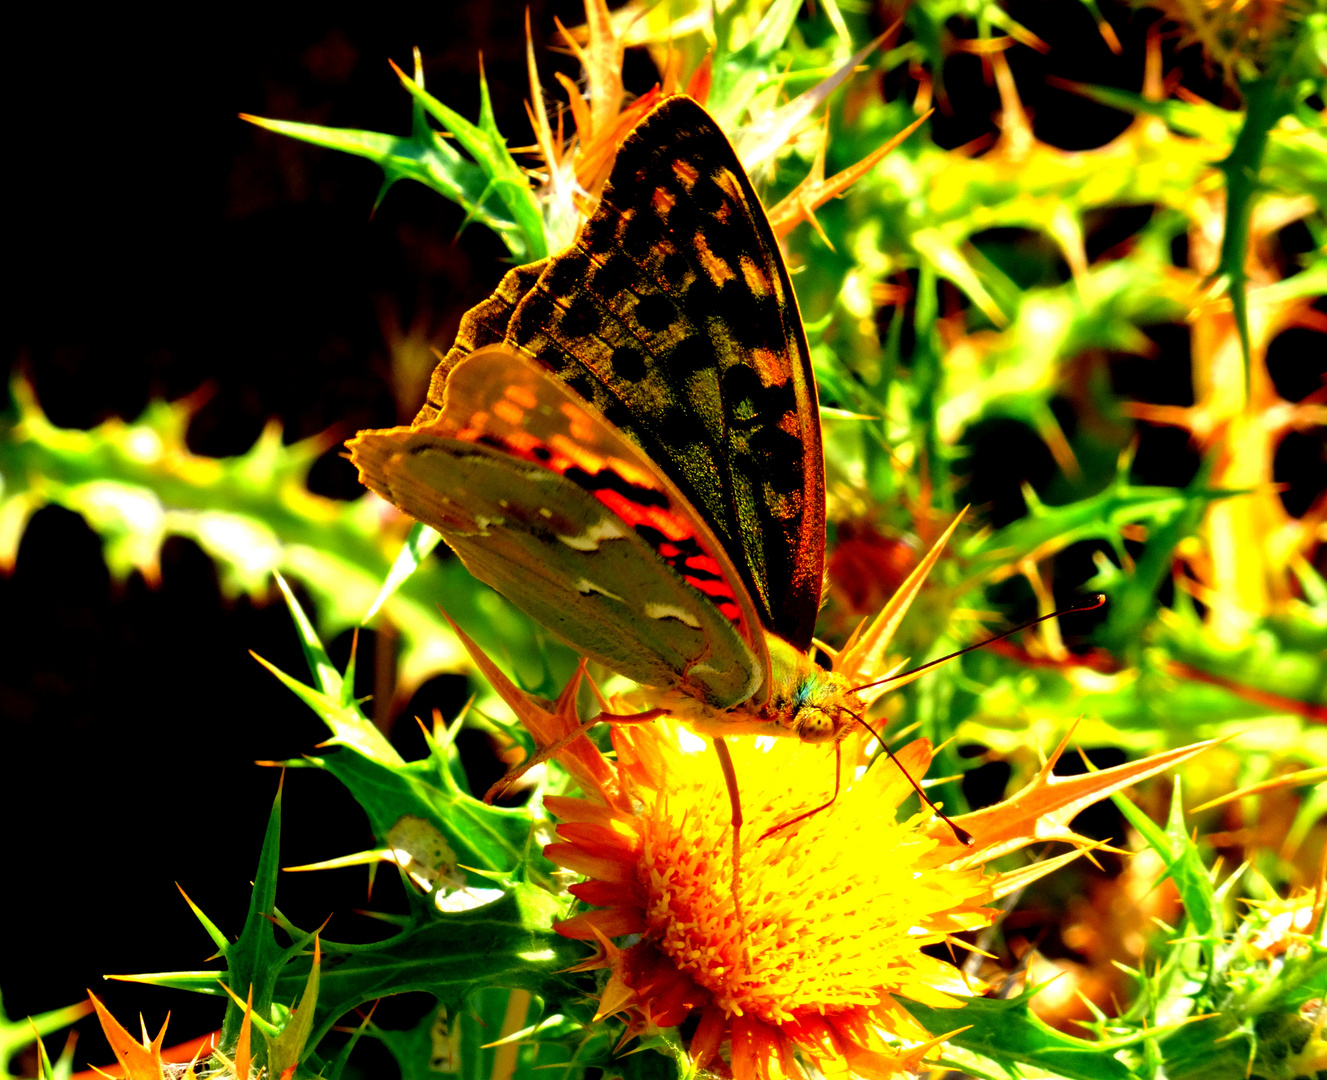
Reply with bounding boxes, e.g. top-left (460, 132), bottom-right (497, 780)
top-left (653, 634), bottom-right (863, 744)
